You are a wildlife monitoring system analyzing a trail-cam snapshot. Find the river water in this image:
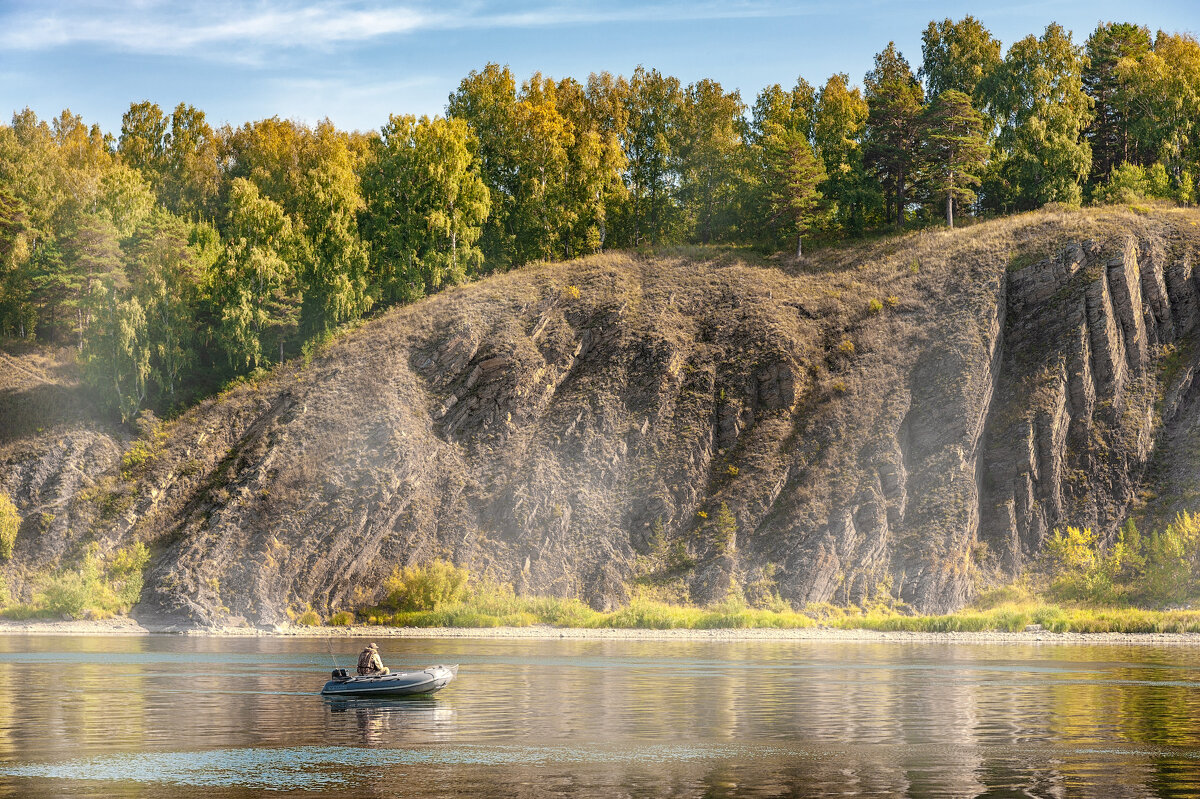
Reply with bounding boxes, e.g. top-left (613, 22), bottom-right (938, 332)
top-left (1, 635), bottom-right (1200, 797)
